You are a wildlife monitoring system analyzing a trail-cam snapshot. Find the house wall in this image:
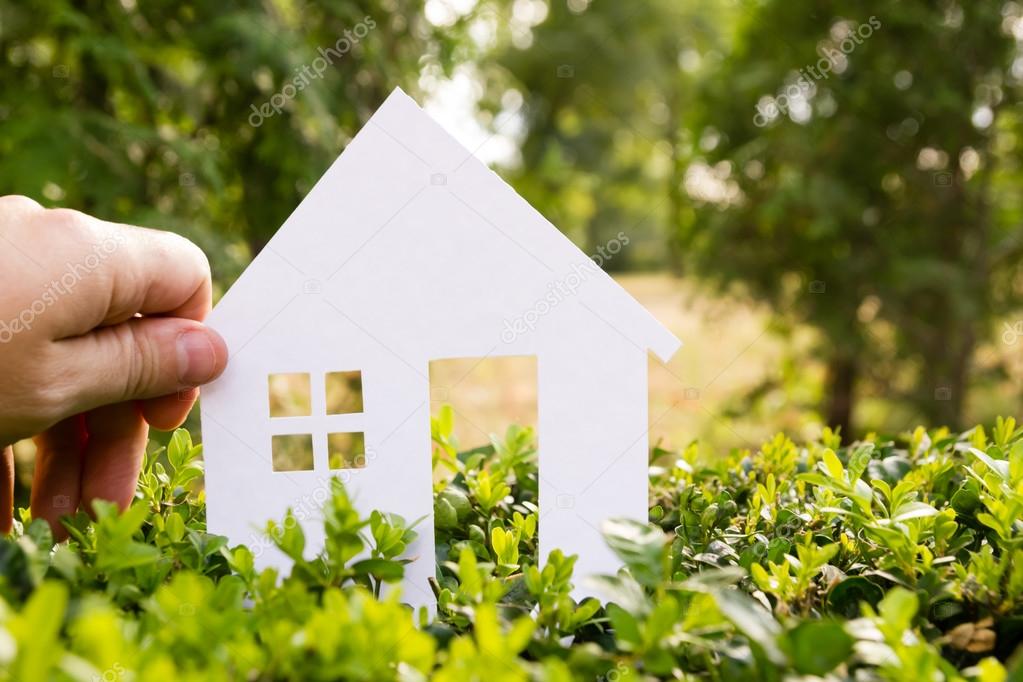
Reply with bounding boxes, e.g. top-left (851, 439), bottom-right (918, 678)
top-left (202, 292), bottom-right (436, 609)
top-left (203, 269), bottom-right (652, 608)
top-left (202, 90), bottom-right (677, 607)
top-left (537, 308), bottom-right (651, 598)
